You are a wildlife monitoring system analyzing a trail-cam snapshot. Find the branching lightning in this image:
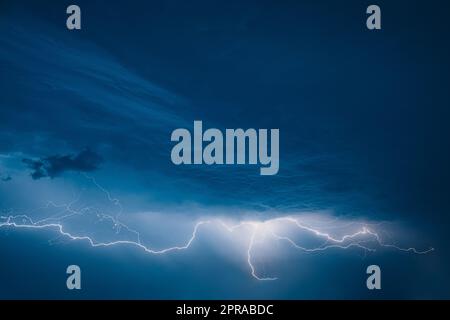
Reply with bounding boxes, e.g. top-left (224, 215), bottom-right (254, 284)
top-left (0, 175), bottom-right (434, 281)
